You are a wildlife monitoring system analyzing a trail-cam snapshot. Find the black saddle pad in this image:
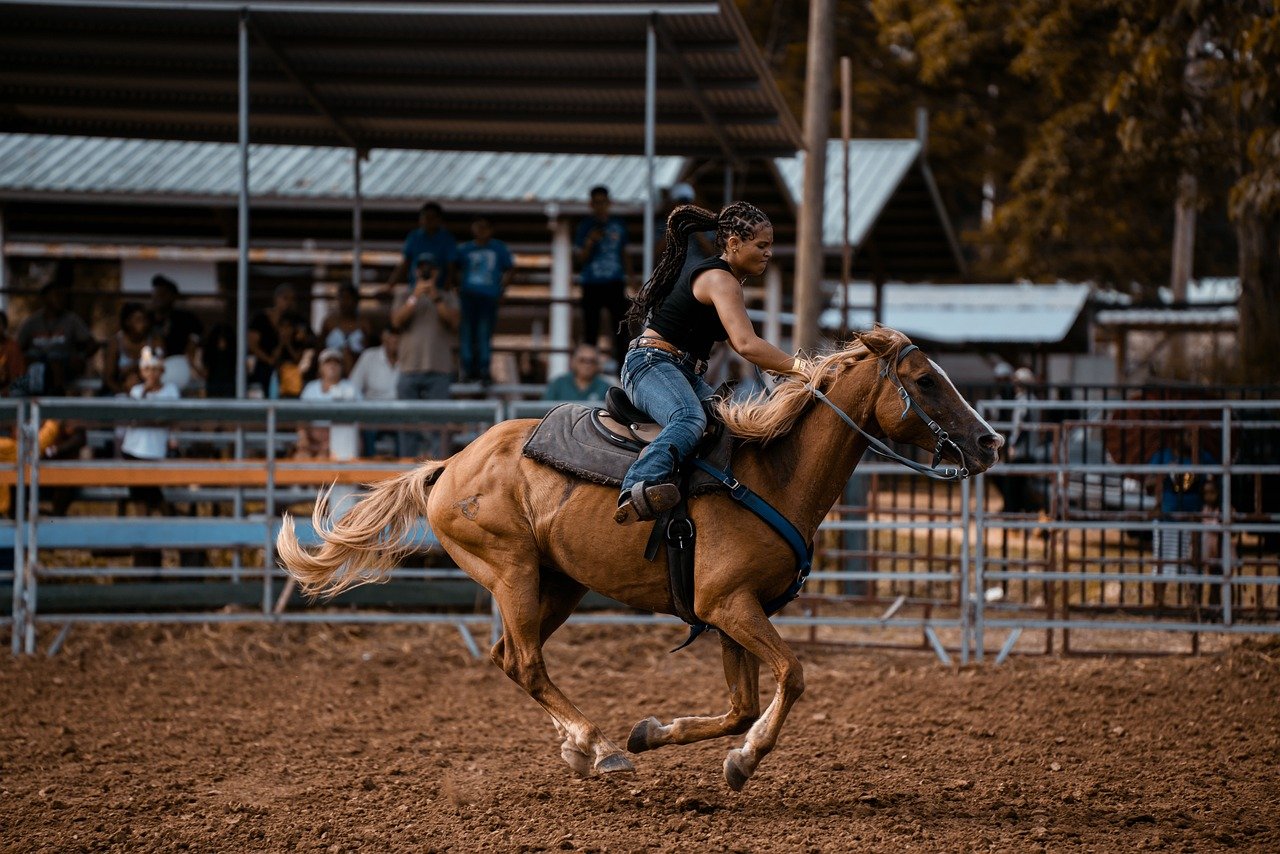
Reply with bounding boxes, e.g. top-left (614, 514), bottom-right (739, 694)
top-left (521, 402), bottom-right (734, 492)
